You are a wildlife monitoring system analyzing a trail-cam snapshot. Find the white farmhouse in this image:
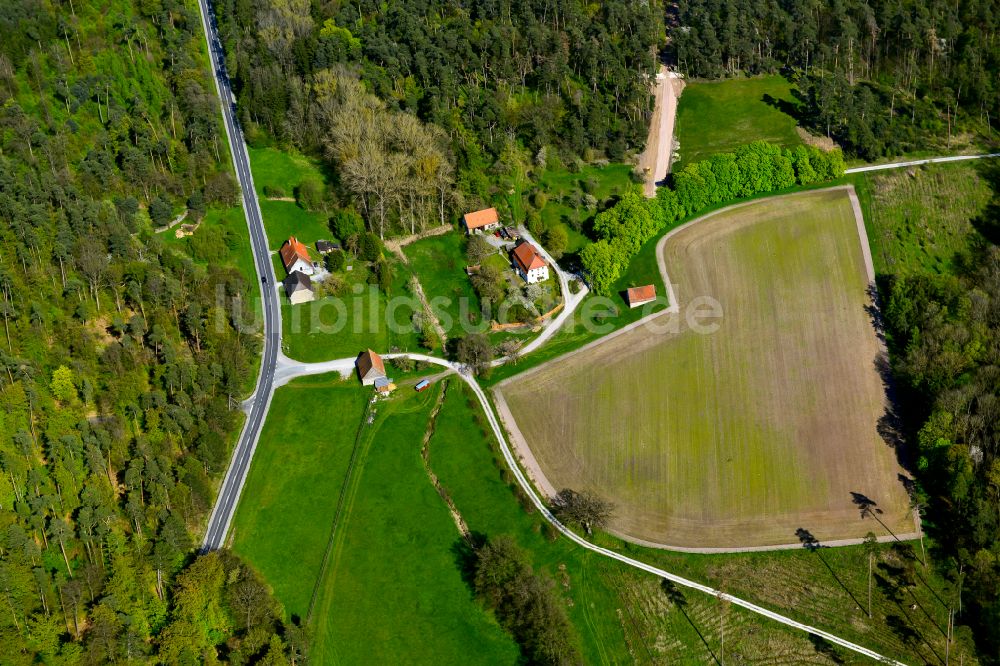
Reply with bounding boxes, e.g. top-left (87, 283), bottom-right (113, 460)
top-left (512, 240), bottom-right (549, 284)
